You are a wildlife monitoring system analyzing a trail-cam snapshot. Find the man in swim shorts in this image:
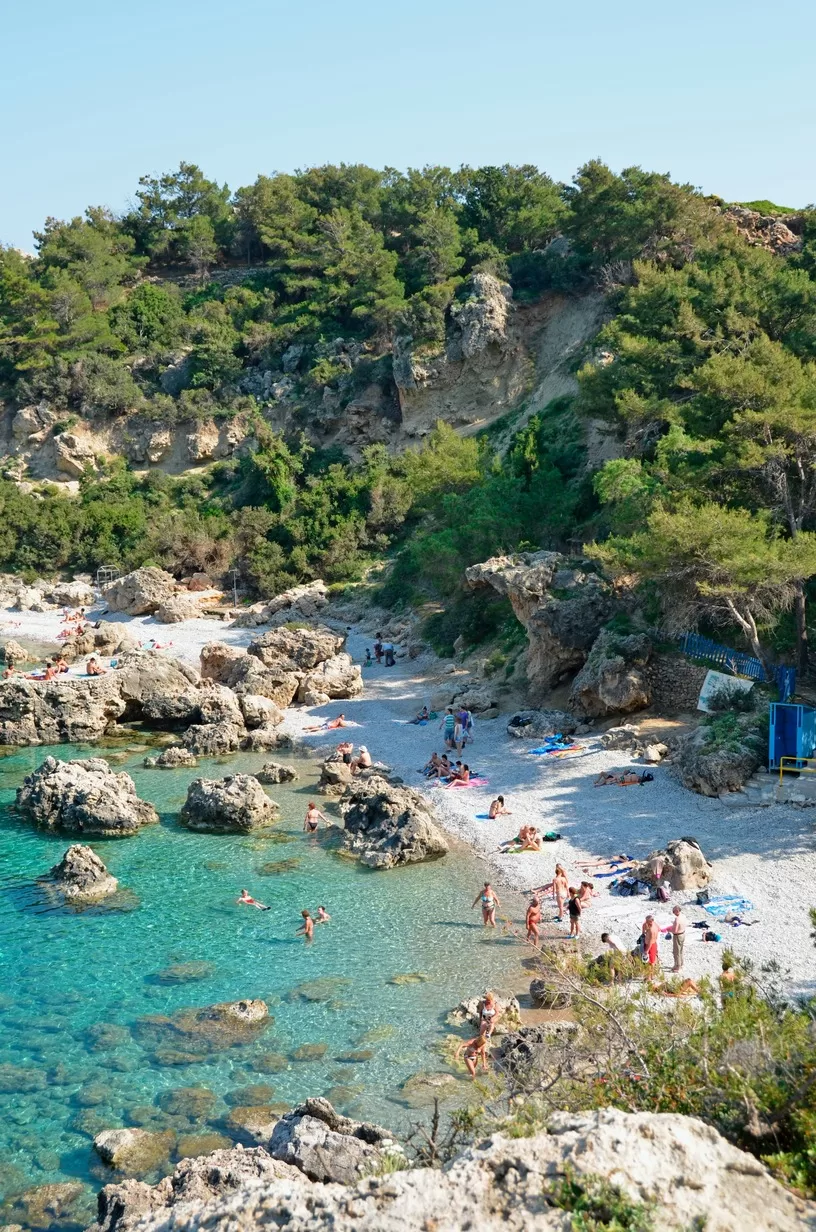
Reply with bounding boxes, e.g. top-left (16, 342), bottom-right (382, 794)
top-left (642, 914), bottom-right (660, 973)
